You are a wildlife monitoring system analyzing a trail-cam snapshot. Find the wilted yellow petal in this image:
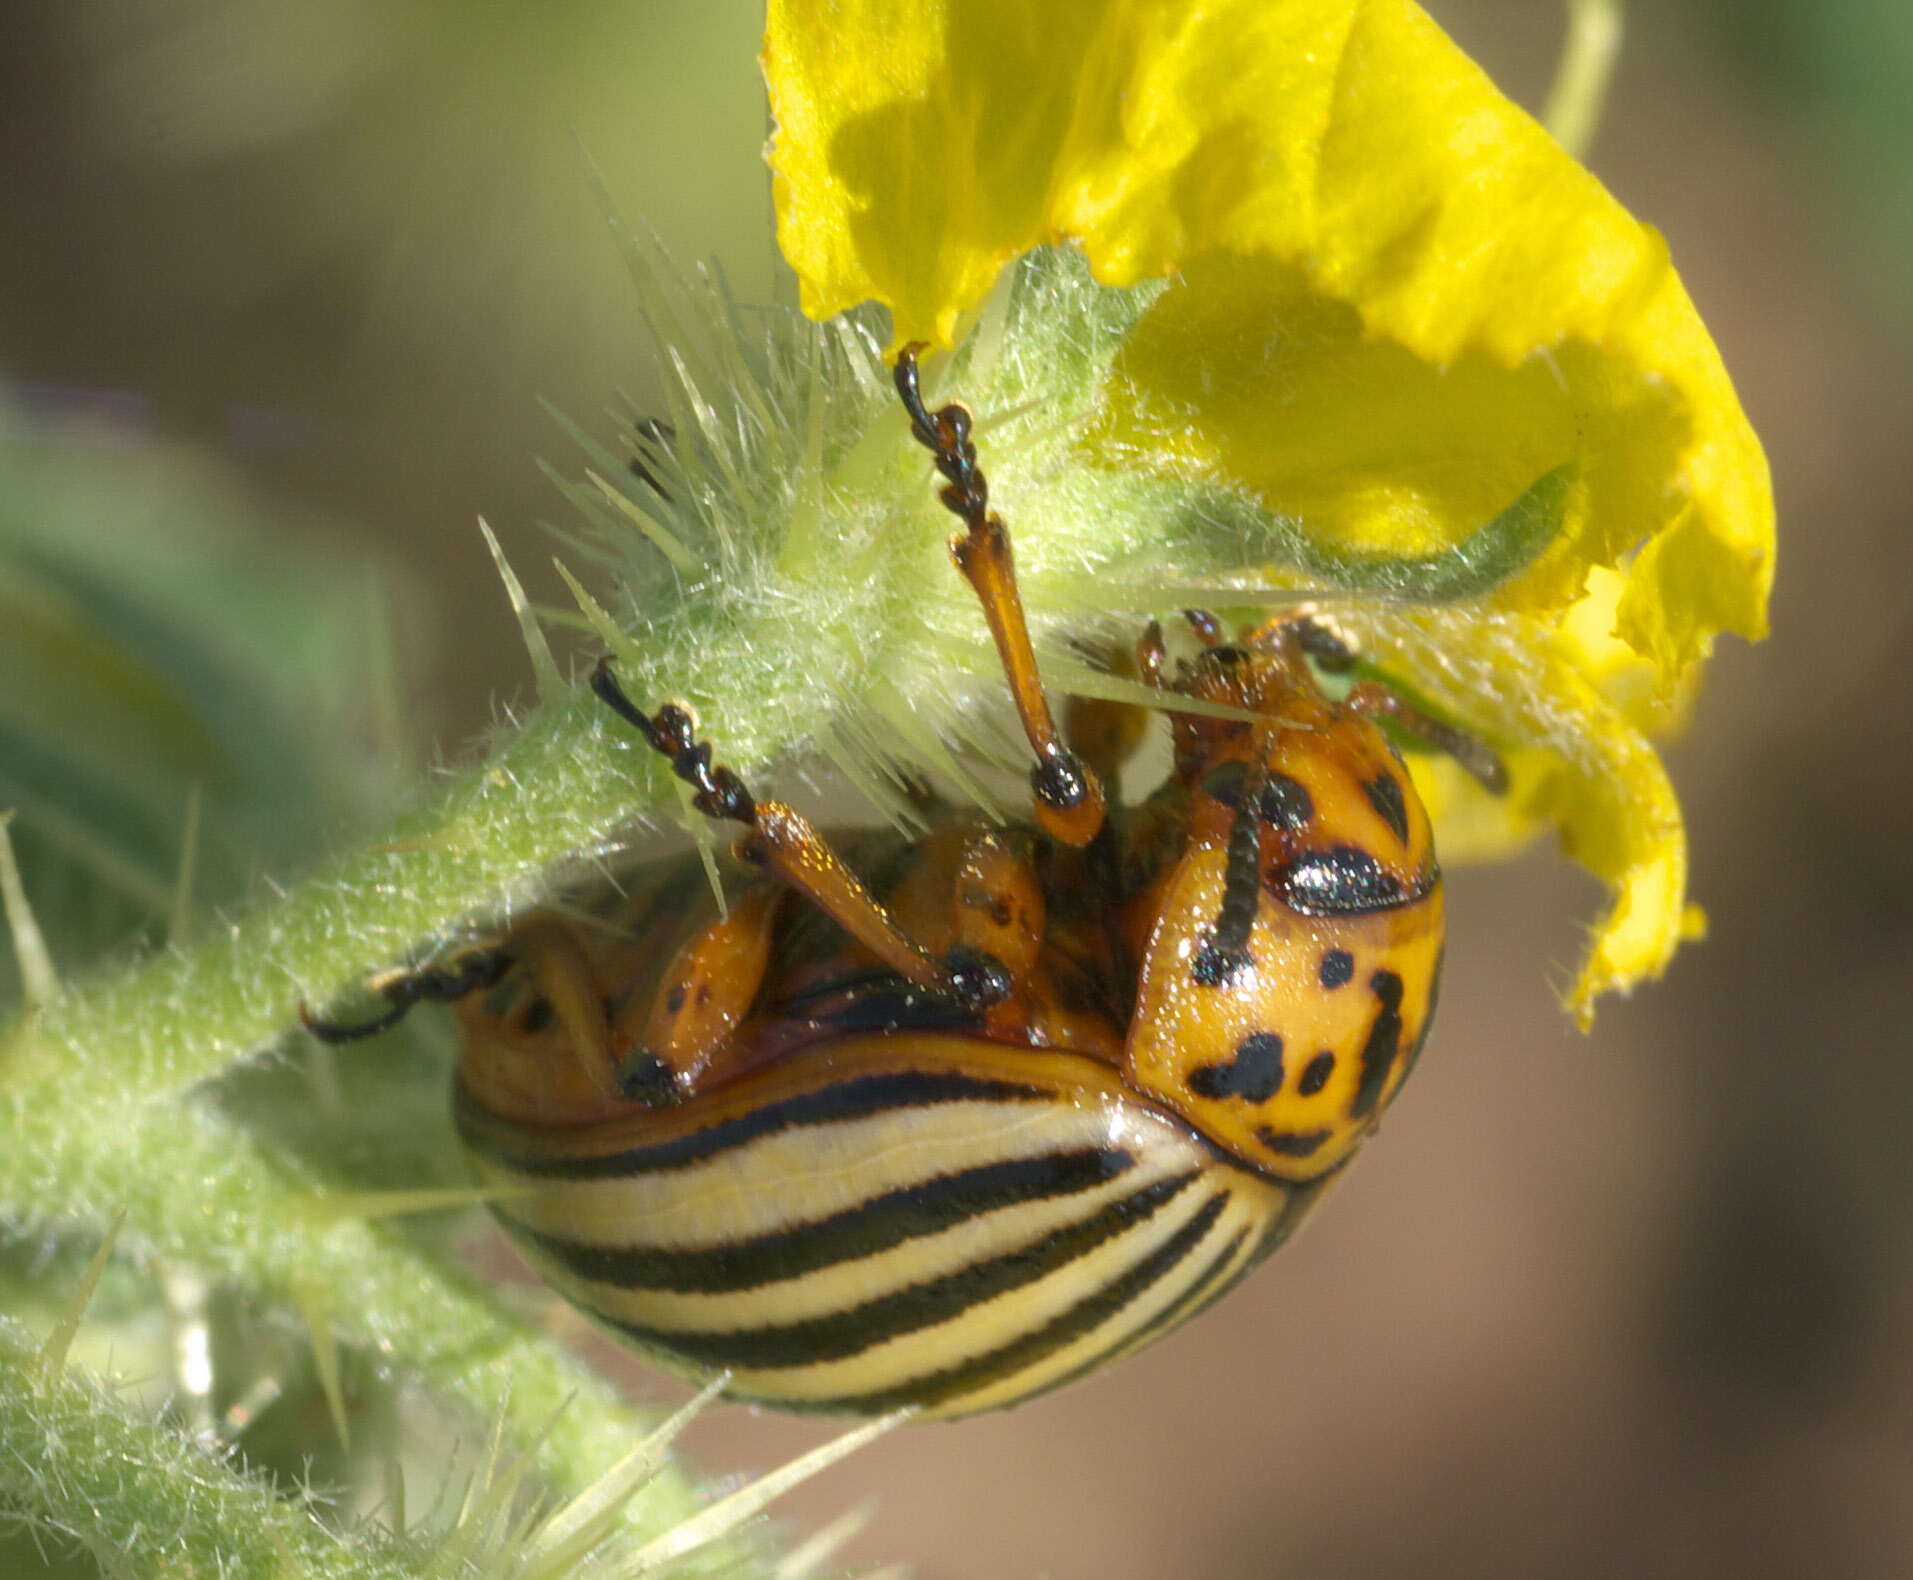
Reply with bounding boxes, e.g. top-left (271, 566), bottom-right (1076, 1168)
top-left (1357, 598), bottom-right (1694, 1028)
